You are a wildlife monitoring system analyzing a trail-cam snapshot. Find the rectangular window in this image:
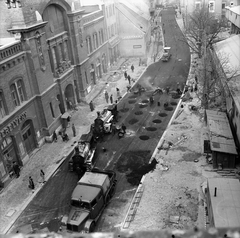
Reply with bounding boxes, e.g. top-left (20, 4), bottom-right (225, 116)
top-left (222, 2), bottom-right (226, 9)
top-left (49, 102), bottom-right (55, 118)
top-left (52, 47), bottom-right (57, 69)
top-left (113, 4), bottom-right (115, 15)
top-left (195, 2), bottom-right (201, 10)
top-left (98, 31), bottom-right (102, 45)
top-left (209, 1), bottom-right (215, 12)
top-left (0, 92), bottom-right (6, 118)
top-left (10, 84), bottom-right (20, 107)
